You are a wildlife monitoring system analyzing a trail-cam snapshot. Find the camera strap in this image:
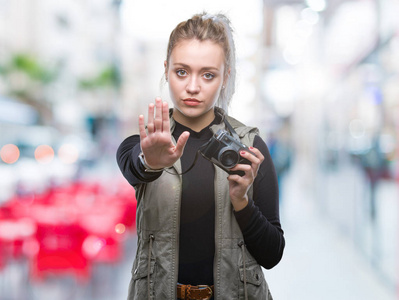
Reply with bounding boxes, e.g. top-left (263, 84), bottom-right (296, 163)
top-left (163, 117), bottom-right (239, 176)
top-left (222, 117), bottom-right (240, 141)
top-left (163, 149), bottom-right (201, 175)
